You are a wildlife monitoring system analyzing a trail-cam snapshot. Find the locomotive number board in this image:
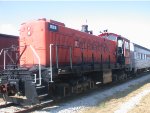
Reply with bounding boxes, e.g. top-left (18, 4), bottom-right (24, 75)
top-left (48, 23), bottom-right (58, 32)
